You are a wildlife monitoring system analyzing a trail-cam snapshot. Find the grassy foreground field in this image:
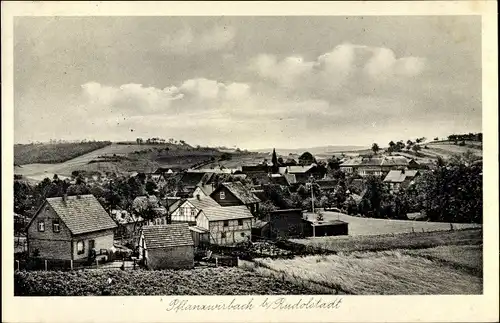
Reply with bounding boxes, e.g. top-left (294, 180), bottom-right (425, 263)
top-left (290, 228), bottom-right (482, 253)
top-left (14, 267), bottom-right (324, 296)
top-left (243, 246), bottom-right (482, 295)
